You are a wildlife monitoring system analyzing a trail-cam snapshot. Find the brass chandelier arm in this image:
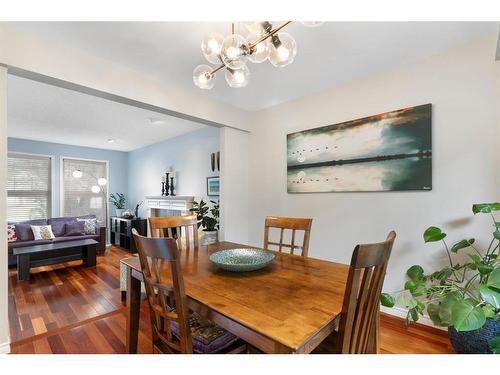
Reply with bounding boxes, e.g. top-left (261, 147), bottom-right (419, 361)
top-left (208, 21), bottom-right (292, 76)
